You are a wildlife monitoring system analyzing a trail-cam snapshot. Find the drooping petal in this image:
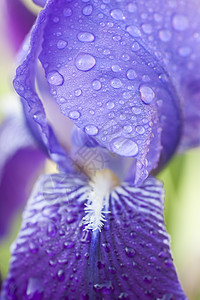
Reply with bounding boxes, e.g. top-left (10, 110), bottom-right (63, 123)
top-left (1, 173), bottom-right (186, 299)
top-left (0, 116), bottom-right (45, 238)
top-left (106, 0), bottom-right (200, 151)
top-left (13, 17), bottom-right (75, 175)
top-left (14, 0), bottom-right (182, 185)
